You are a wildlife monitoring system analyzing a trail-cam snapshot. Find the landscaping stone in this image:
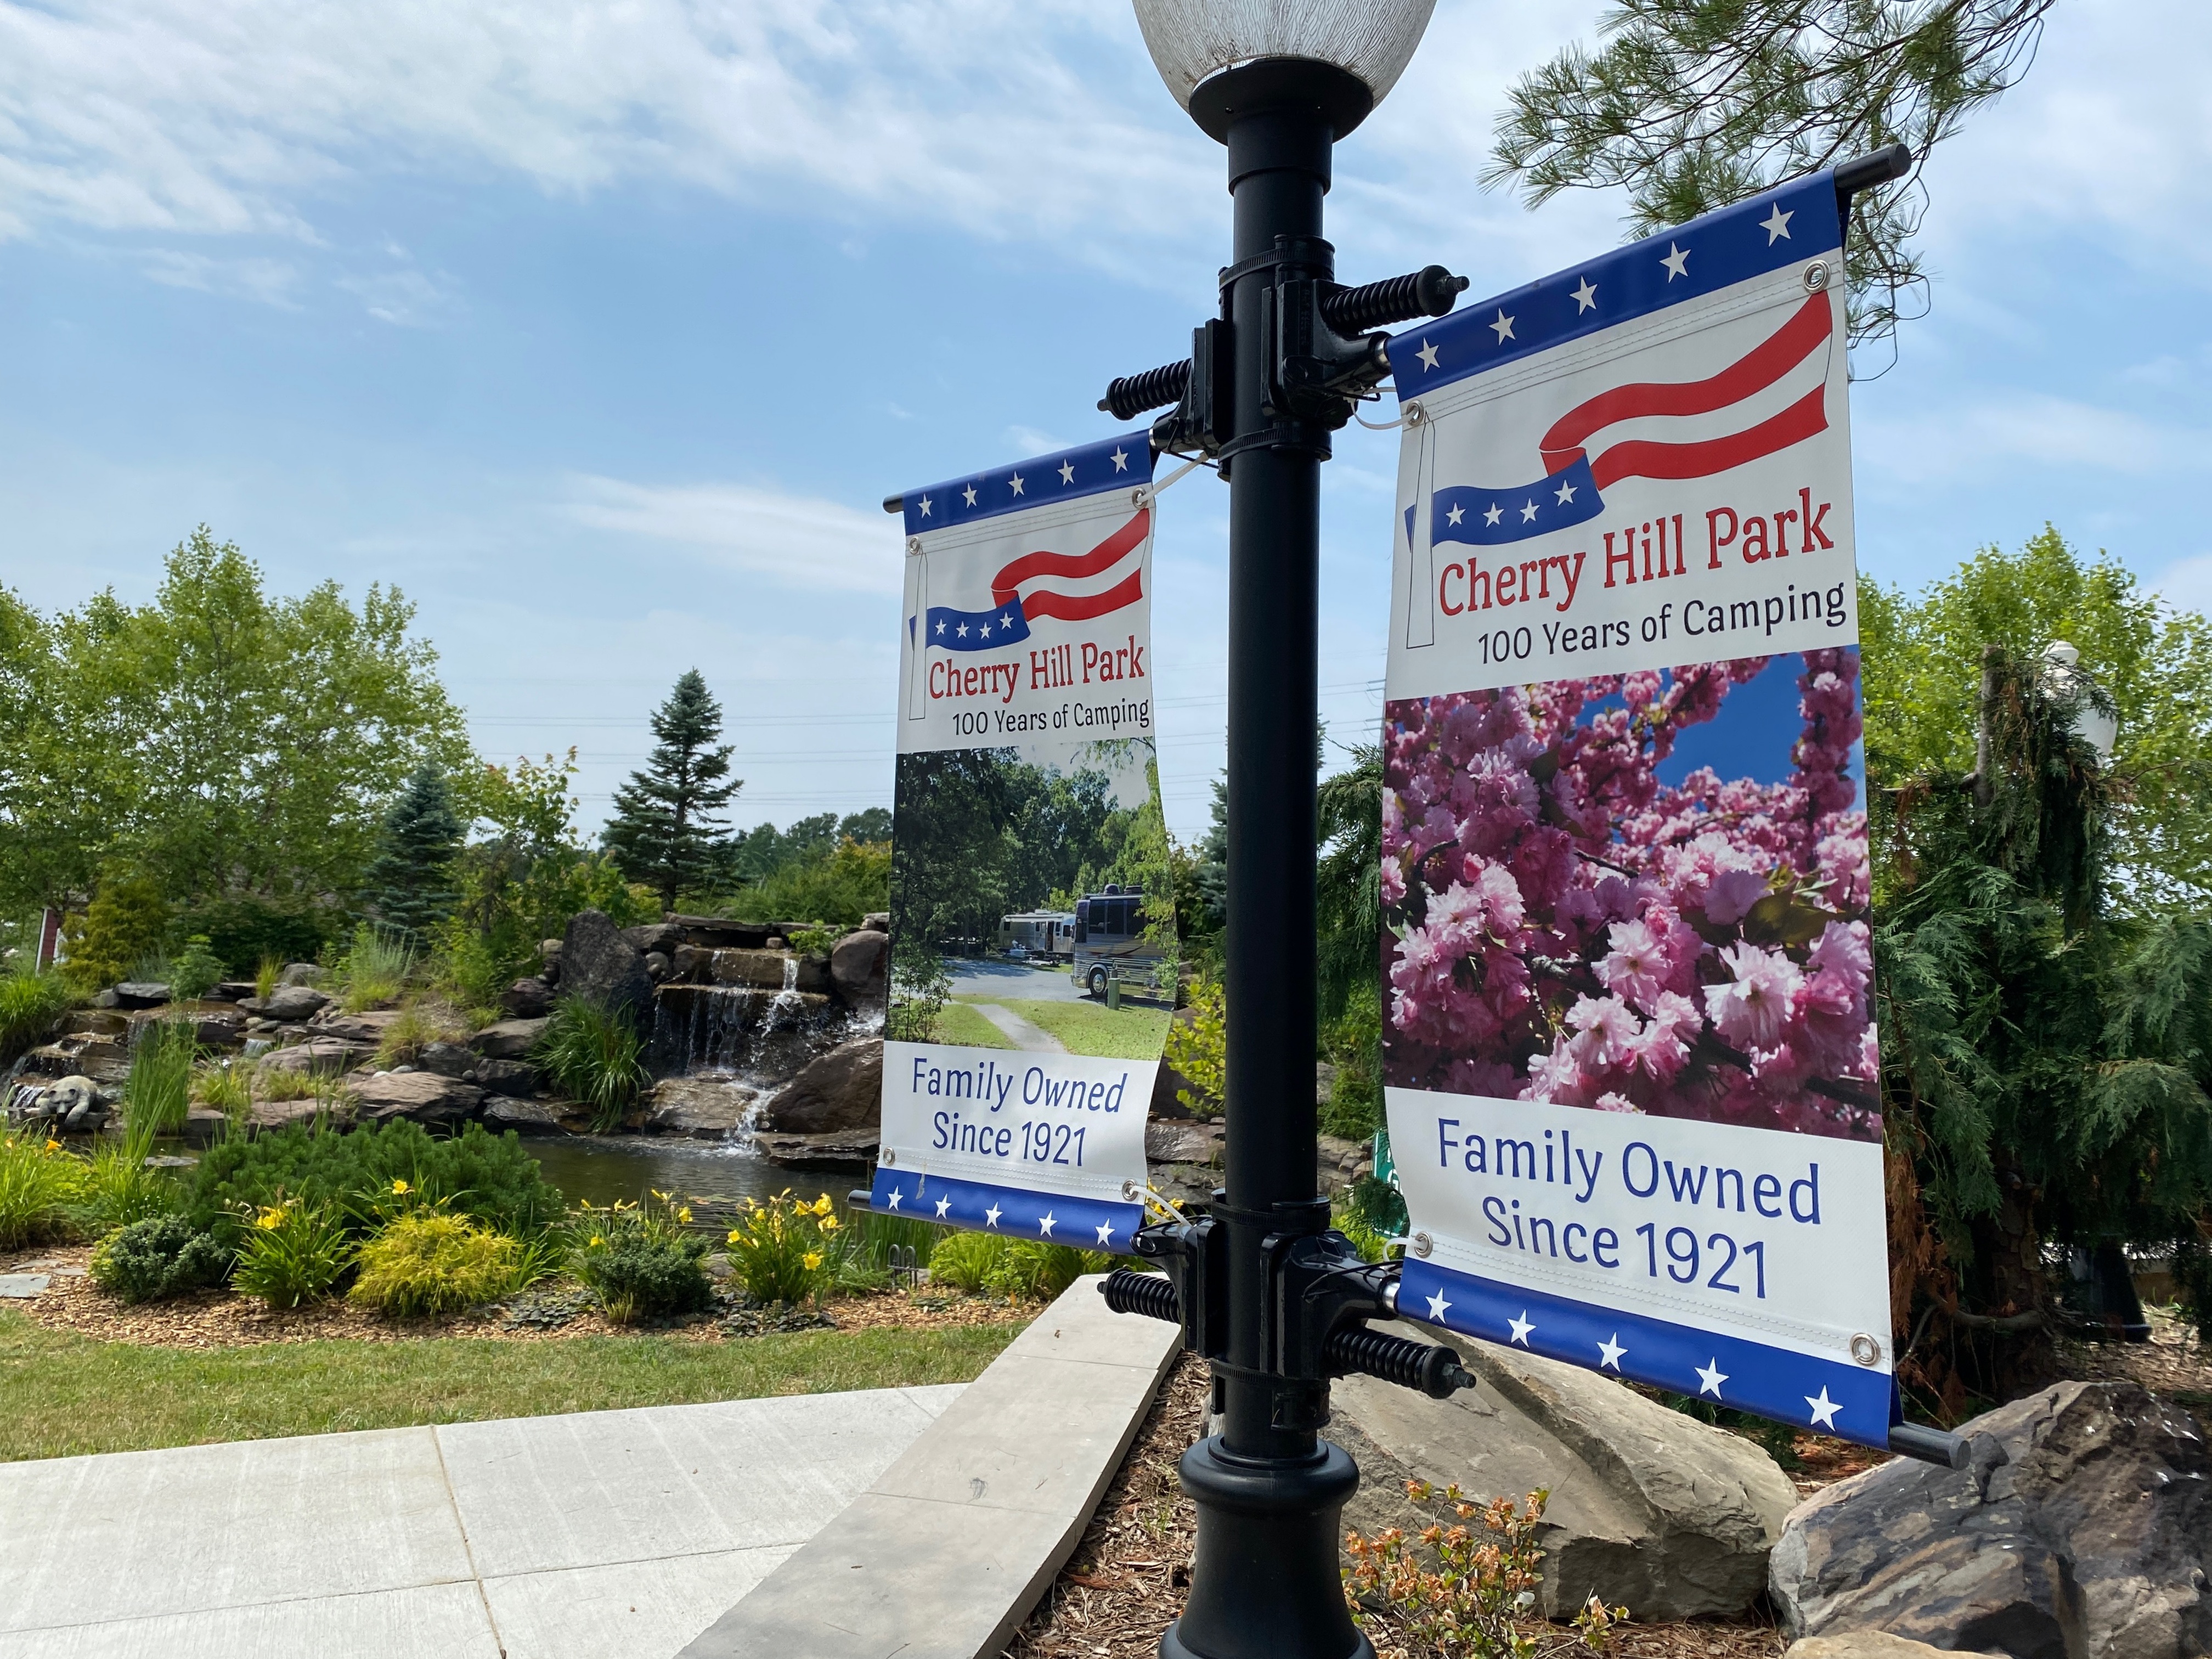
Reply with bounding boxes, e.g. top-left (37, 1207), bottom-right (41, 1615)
top-left (1770, 1379), bottom-right (2211, 1659)
top-left (830, 929), bottom-right (888, 1003)
top-left (469, 1018), bottom-right (548, 1060)
top-left (0, 1275), bottom-right (51, 1298)
top-left (89, 988), bottom-right (119, 1007)
top-left (562, 907), bottom-right (652, 1014)
top-left (59, 1010), bottom-right (129, 1037)
top-left (620, 921), bottom-right (686, 957)
top-left (481, 1095), bottom-right (568, 1134)
top-left (248, 1098), bottom-right (343, 1133)
top-left (344, 1070), bottom-right (484, 1127)
top-left (258, 1037), bottom-right (374, 1076)
top-left (1784, 1637), bottom-right (2005, 1659)
top-left (180, 1012), bottom-right (244, 1047)
top-left (764, 1037), bottom-right (881, 1133)
top-left (112, 981), bottom-right (172, 1008)
top-left (500, 976), bottom-right (552, 1018)
top-left (470, 1057), bottom-right (539, 1097)
top-left (312, 1009), bottom-right (402, 1044)
top-left (259, 984), bottom-right (330, 1022)
top-left (182, 1105), bottom-right (230, 1144)
top-left (276, 962), bottom-right (323, 986)
top-left (419, 1041), bottom-right (475, 1079)
top-left (1144, 1119), bottom-right (1222, 1165)
top-left (709, 947), bottom-right (811, 991)
top-left (1335, 1325), bottom-right (1798, 1621)
top-left (862, 912), bottom-right (889, 933)
top-left (753, 1128), bottom-right (878, 1170)
top-left (207, 981), bottom-right (257, 1002)
top-left (644, 1076), bottom-right (758, 1138)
